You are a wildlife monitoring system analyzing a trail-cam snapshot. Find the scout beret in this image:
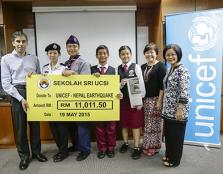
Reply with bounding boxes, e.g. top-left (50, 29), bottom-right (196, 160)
top-left (45, 43), bottom-right (61, 53)
top-left (66, 35), bottom-right (80, 46)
